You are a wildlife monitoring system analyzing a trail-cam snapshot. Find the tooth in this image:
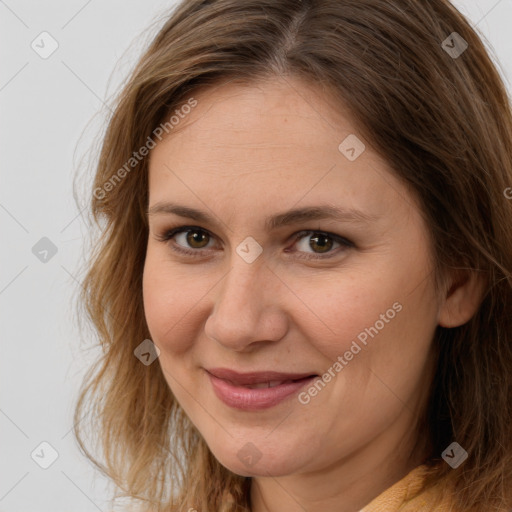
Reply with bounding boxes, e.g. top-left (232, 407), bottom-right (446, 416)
top-left (248, 382), bottom-right (271, 389)
top-left (243, 381), bottom-right (286, 389)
